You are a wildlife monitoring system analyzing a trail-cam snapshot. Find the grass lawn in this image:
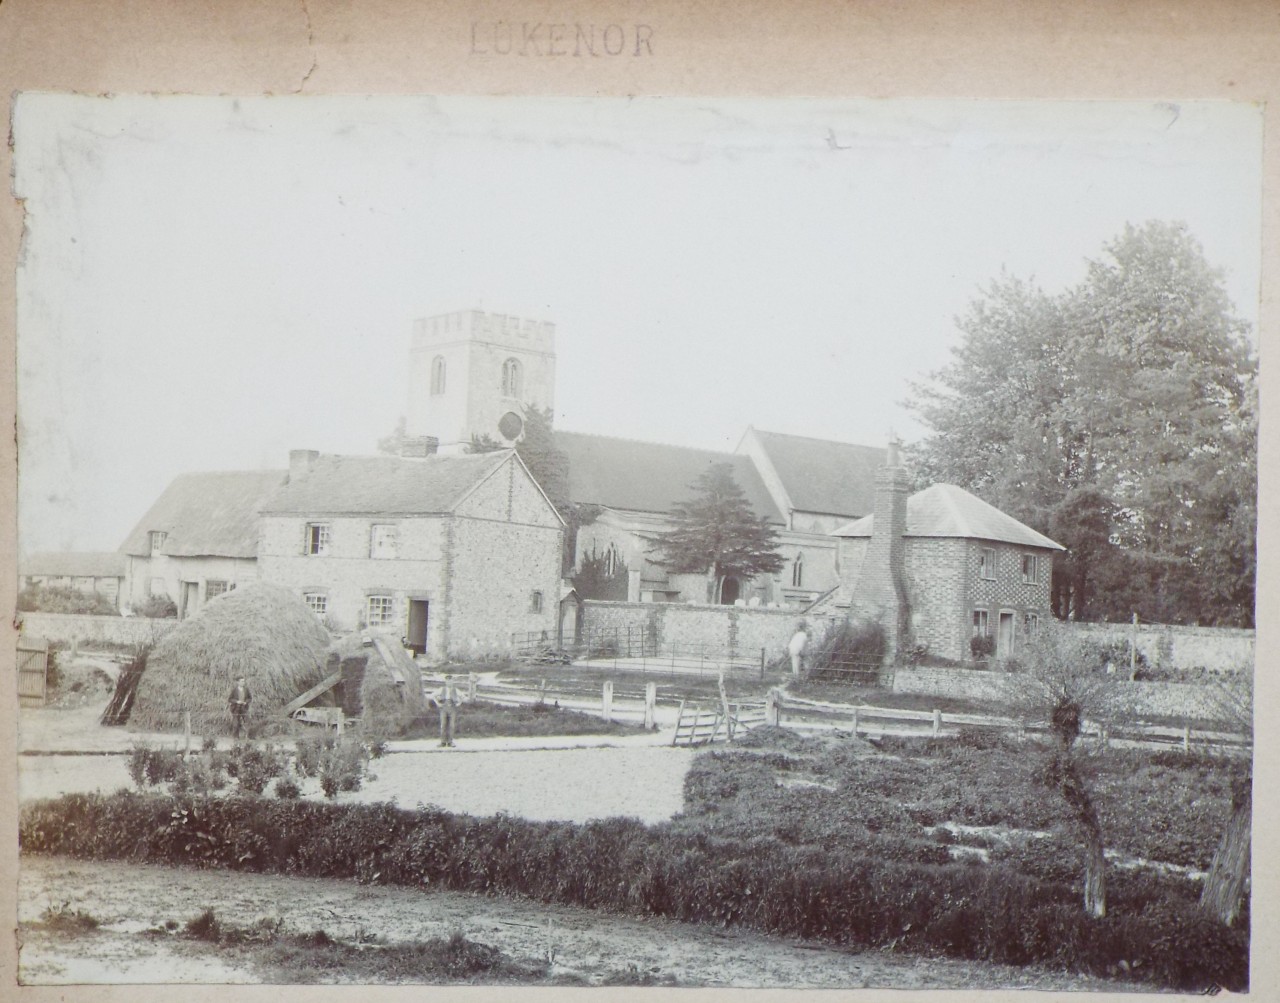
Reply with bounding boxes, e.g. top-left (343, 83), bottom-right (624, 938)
top-left (398, 700), bottom-right (642, 740)
top-left (783, 678), bottom-right (1003, 717)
